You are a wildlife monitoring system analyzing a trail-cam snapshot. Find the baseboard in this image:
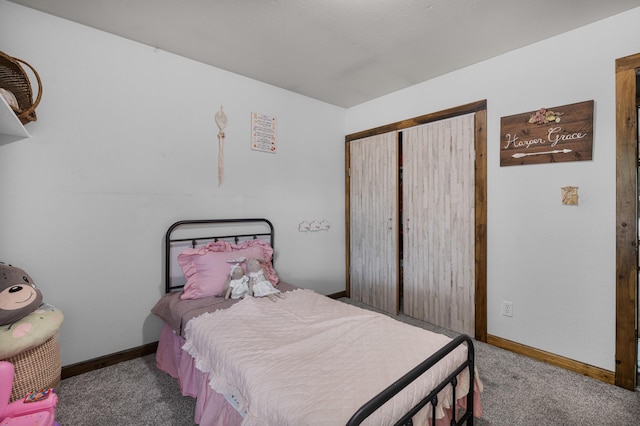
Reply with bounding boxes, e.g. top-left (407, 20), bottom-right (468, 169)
top-left (60, 326), bottom-right (614, 387)
top-left (328, 290), bottom-right (347, 299)
top-left (61, 341), bottom-right (158, 380)
top-left (487, 334), bottom-right (615, 385)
